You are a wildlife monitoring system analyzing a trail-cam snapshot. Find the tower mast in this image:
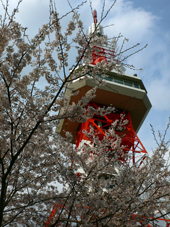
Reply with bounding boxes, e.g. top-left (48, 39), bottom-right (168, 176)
top-left (44, 10), bottom-right (170, 227)
top-left (57, 10), bottom-right (151, 166)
